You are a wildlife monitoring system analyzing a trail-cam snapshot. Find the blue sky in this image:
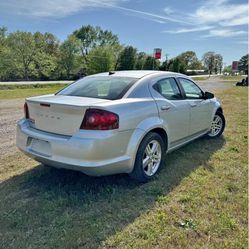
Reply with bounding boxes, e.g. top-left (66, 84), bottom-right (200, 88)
top-left (0, 0), bottom-right (248, 65)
